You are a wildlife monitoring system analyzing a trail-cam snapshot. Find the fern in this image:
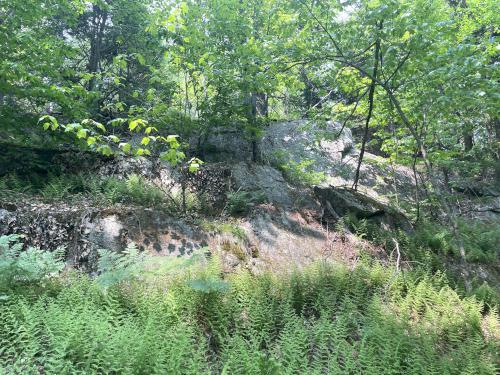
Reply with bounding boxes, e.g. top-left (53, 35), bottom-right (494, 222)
top-left (96, 242), bottom-right (149, 288)
top-left (0, 235), bottom-right (64, 288)
top-left (0, 253), bottom-right (497, 374)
